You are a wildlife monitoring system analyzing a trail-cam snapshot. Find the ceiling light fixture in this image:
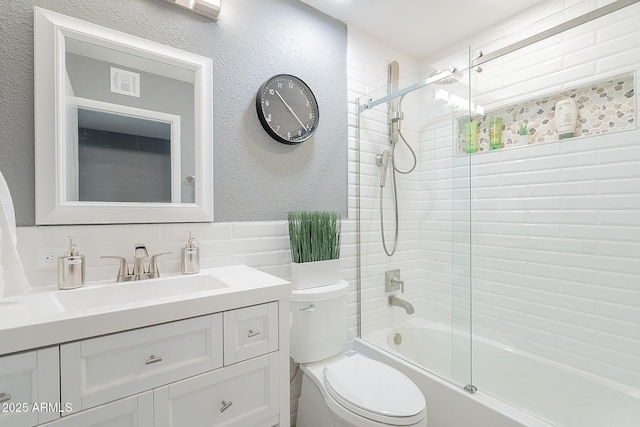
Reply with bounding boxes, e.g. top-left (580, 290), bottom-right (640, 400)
top-left (163, 0), bottom-right (220, 20)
